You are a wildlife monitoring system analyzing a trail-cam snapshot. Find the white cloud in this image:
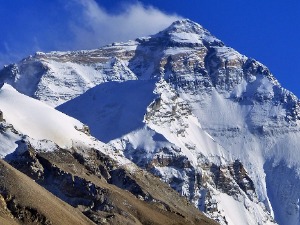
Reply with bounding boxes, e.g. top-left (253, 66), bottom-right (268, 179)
top-left (68, 0), bottom-right (182, 49)
top-left (0, 1), bottom-right (182, 67)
